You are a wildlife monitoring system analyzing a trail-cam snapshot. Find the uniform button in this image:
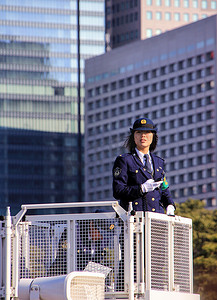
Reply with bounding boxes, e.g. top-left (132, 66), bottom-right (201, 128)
top-left (135, 202), bottom-right (138, 205)
top-left (152, 198), bottom-right (155, 201)
top-left (152, 208), bottom-right (155, 212)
